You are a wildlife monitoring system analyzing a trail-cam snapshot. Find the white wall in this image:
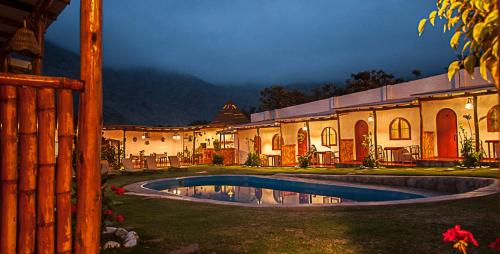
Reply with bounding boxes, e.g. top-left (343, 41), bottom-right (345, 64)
top-left (375, 107), bottom-right (421, 149)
